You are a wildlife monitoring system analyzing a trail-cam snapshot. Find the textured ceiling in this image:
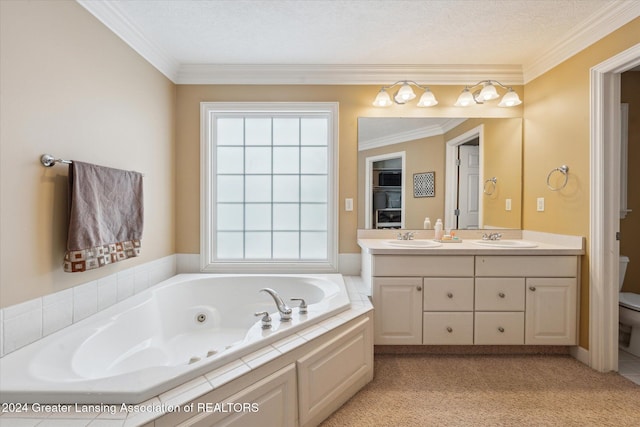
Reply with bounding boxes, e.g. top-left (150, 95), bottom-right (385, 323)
top-left (109, 0), bottom-right (613, 66)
